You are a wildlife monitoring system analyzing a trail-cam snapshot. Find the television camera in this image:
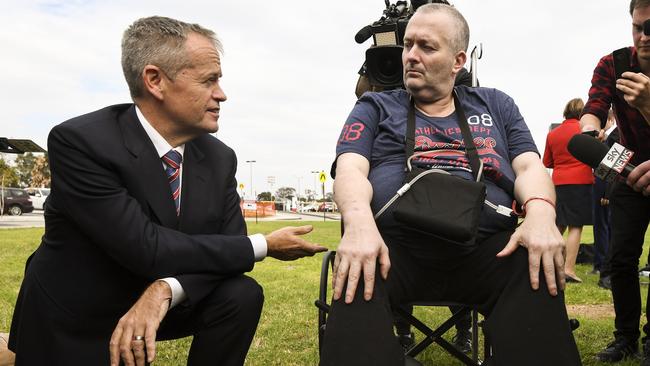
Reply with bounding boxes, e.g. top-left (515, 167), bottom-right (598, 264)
top-left (354, 0), bottom-right (449, 95)
top-left (354, 0), bottom-right (481, 97)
